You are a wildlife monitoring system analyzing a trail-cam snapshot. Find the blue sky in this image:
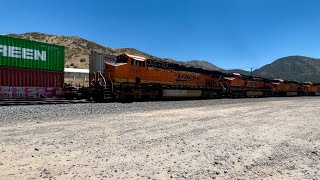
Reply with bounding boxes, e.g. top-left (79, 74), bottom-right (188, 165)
top-left (1, 0), bottom-right (320, 70)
